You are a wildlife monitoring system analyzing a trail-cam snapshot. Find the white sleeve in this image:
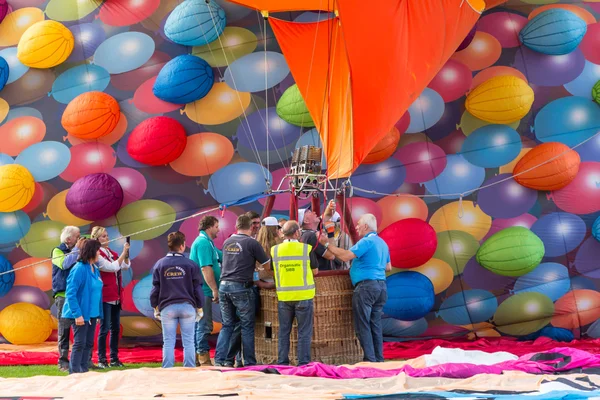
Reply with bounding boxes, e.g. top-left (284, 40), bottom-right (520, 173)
top-left (97, 257), bottom-right (121, 272)
top-left (120, 259), bottom-right (131, 270)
